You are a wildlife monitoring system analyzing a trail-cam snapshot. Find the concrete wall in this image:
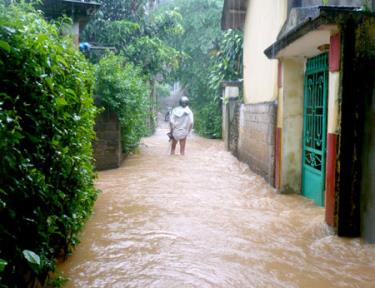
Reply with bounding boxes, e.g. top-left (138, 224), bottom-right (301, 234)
top-left (228, 100), bottom-right (240, 156)
top-left (279, 57), bottom-right (305, 194)
top-left (359, 20), bottom-right (375, 243)
top-left (222, 97), bottom-right (229, 150)
top-left (238, 102), bottom-right (276, 185)
top-left (93, 109), bottom-right (122, 171)
top-left (243, 0), bottom-right (287, 104)
top-left (325, 33), bottom-right (341, 226)
top-left (223, 98), bottom-right (240, 156)
top-left (361, 83), bottom-right (375, 243)
top-left (222, 84), bottom-right (241, 155)
top-left (335, 19), bottom-right (375, 237)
